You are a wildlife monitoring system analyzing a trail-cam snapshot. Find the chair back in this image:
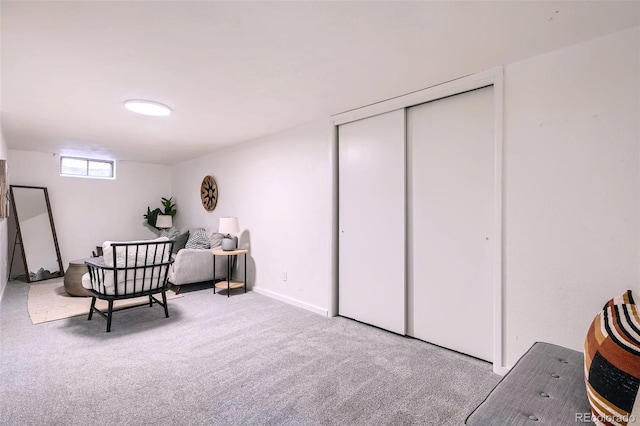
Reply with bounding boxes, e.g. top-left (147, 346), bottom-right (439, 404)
top-left (87, 238), bottom-right (174, 296)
